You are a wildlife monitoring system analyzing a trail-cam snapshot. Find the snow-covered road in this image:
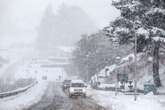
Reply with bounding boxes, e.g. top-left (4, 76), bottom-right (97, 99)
top-left (0, 56), bottom-right (69, 110)
top-left (0, 58), bottom-right (106, 110)
top-left (0, 81), bottom-right (48, 110)
top-left (26, 82), bottom-right (72, 110)
top-left (26, 82), bottom-right (106, 110)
